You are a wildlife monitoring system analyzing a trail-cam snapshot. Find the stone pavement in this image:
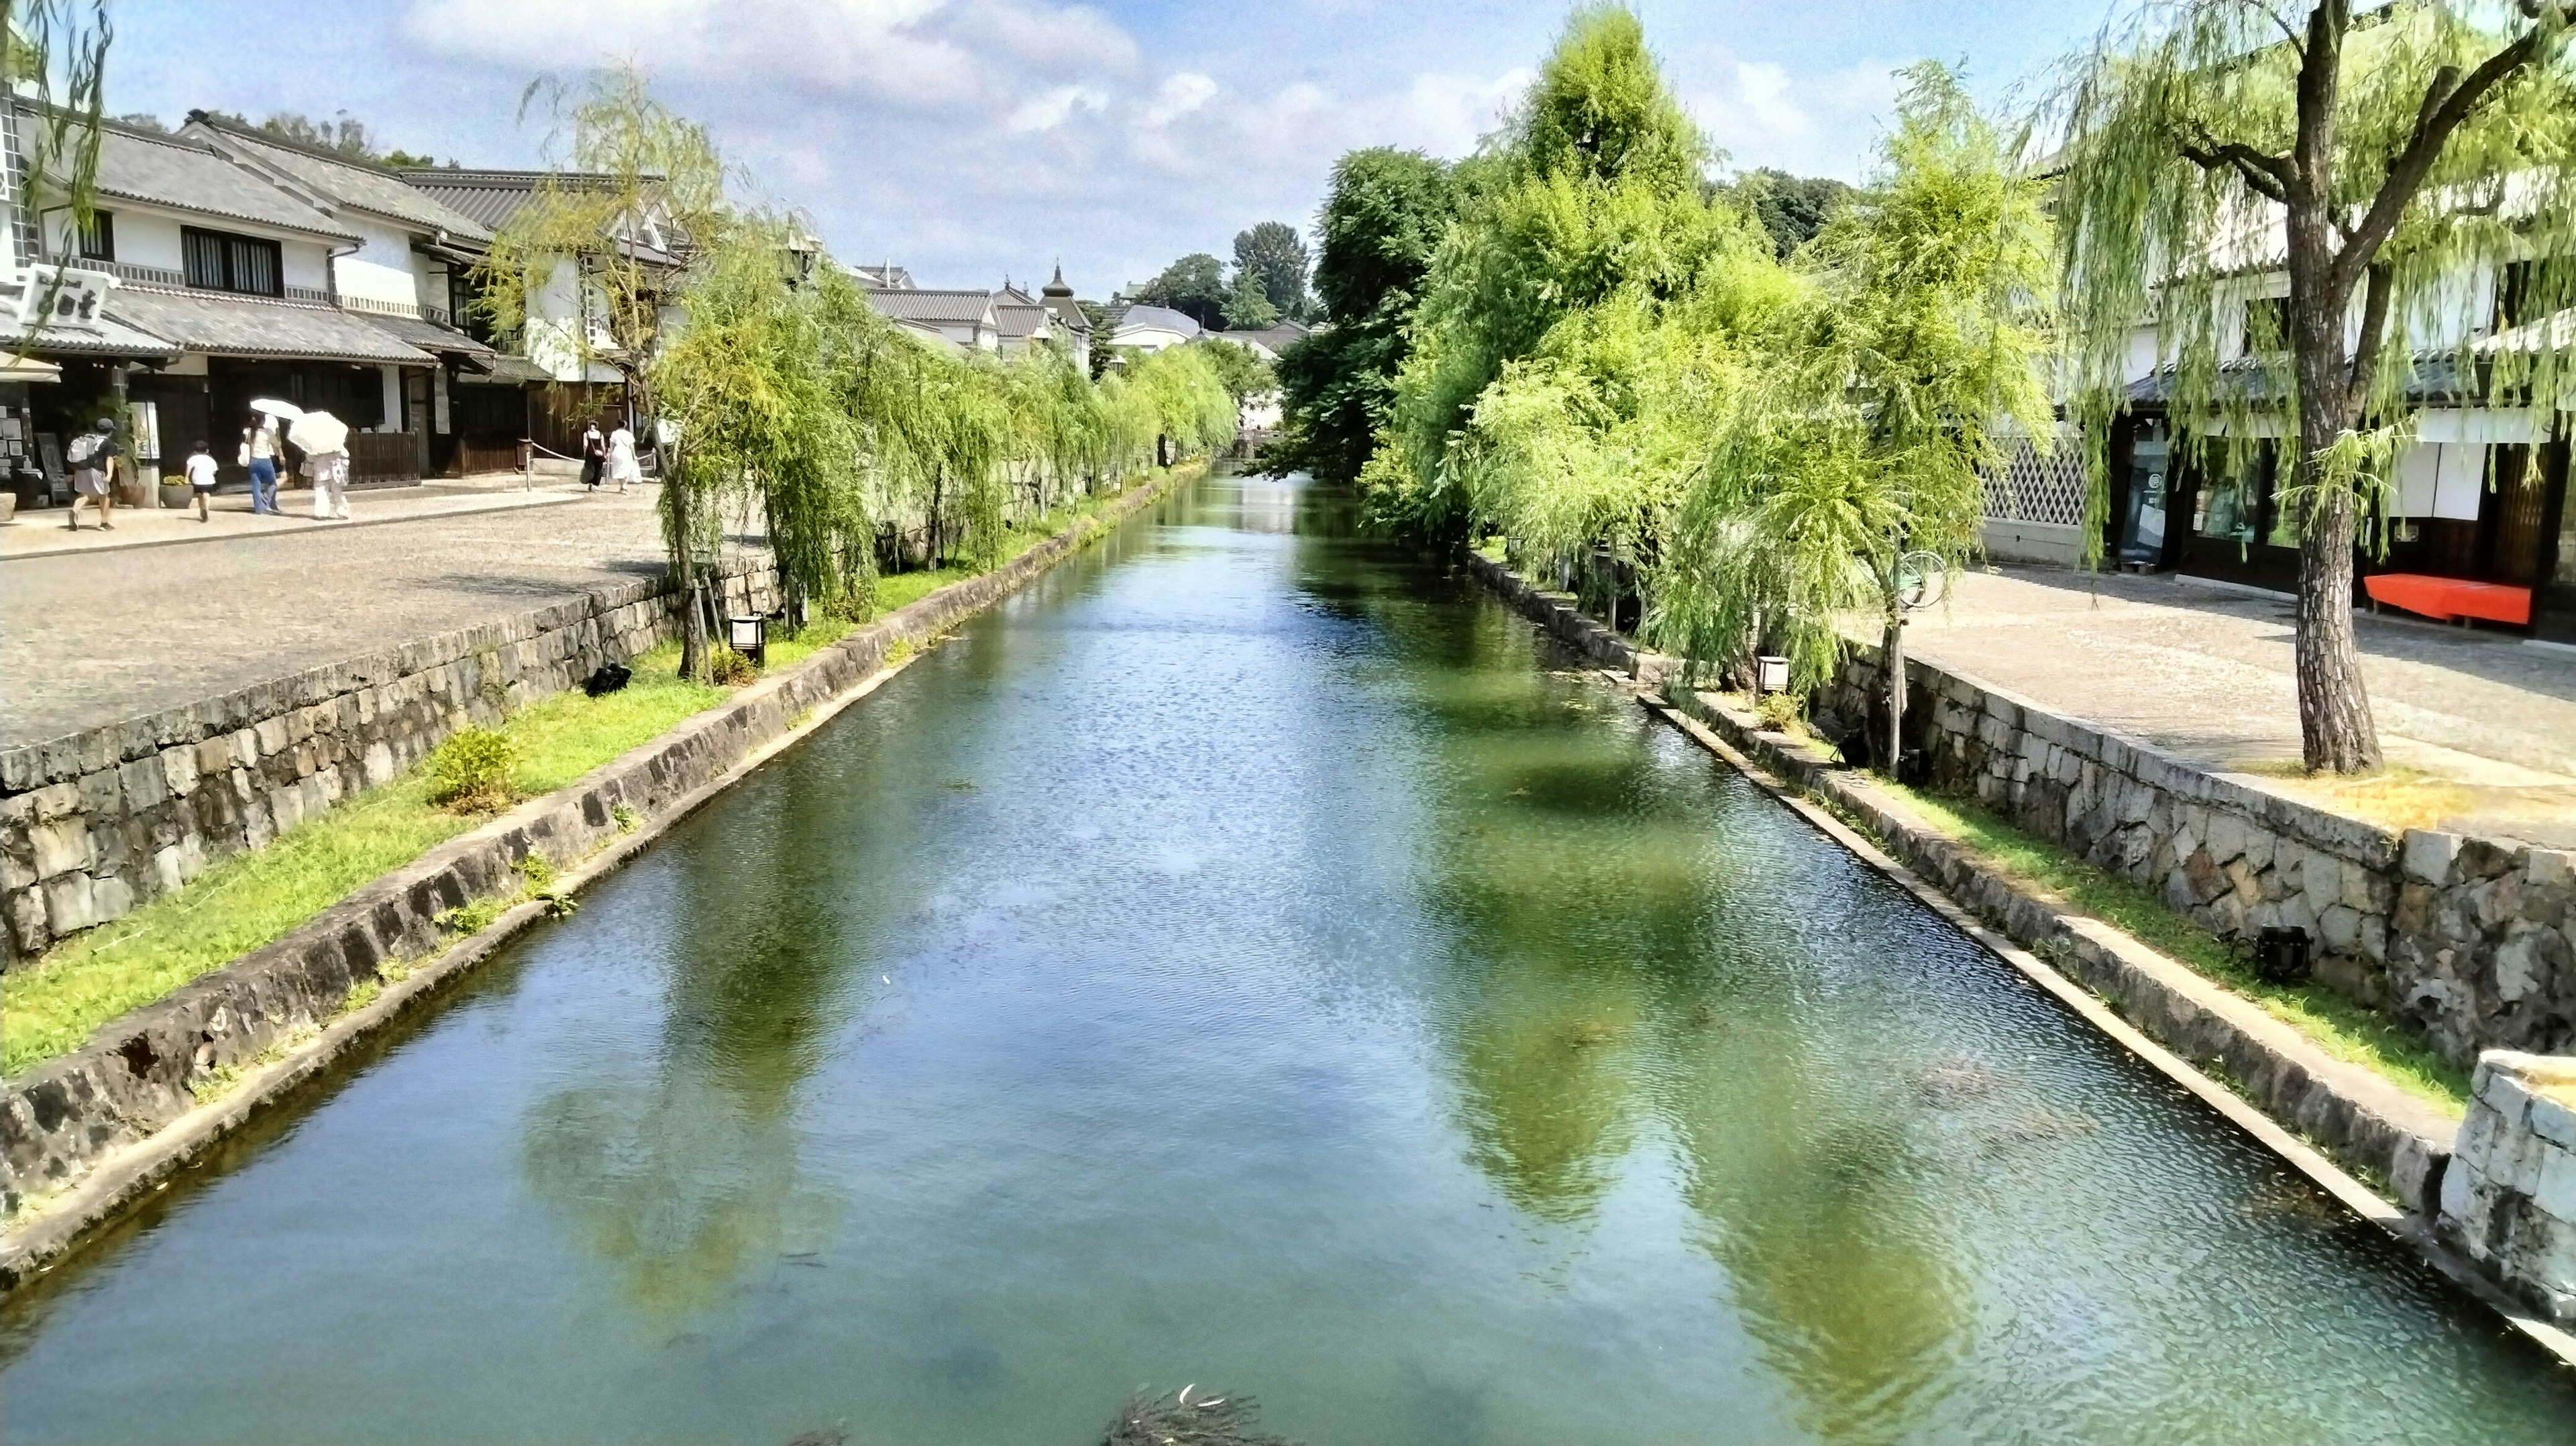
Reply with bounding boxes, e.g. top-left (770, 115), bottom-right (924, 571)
top-left (1902, 566), bottom-right (2576, 846)
top-left (0, 484), bottom-right (700, 746)
top-left (0, 471), bottom-right (590, 561)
